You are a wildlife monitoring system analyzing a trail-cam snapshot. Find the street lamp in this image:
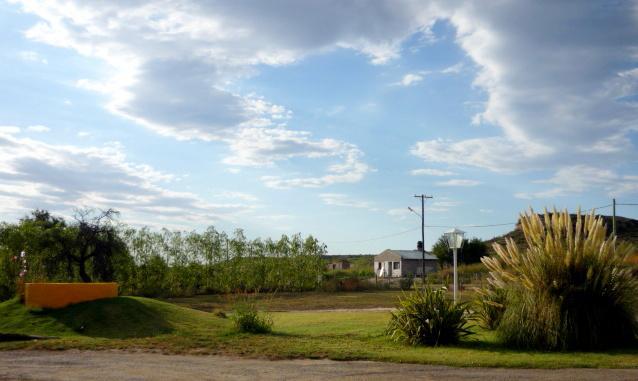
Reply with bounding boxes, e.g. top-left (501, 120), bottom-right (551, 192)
top-left (444, 228), bottom-right (465, 303)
